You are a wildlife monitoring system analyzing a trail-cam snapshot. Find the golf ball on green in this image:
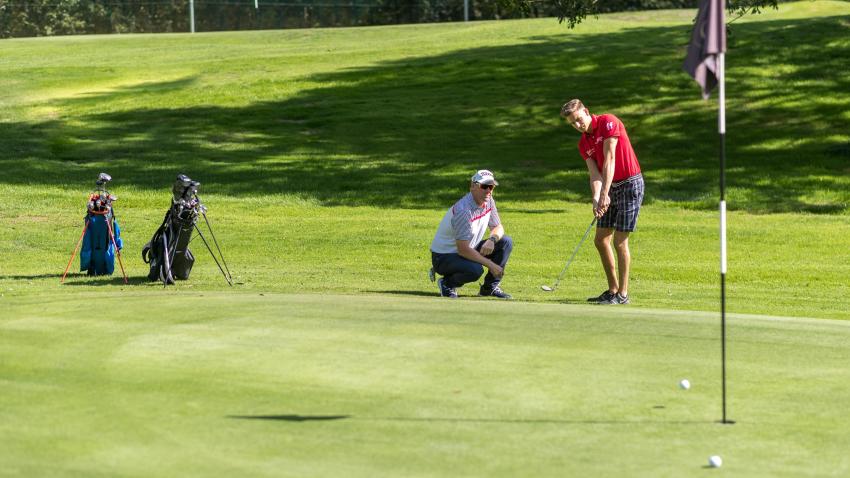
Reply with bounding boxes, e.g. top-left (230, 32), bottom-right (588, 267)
top-left (709, 455), bottom-right (723, 468)
top-left (679, 379), bottom-right (691, 390)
